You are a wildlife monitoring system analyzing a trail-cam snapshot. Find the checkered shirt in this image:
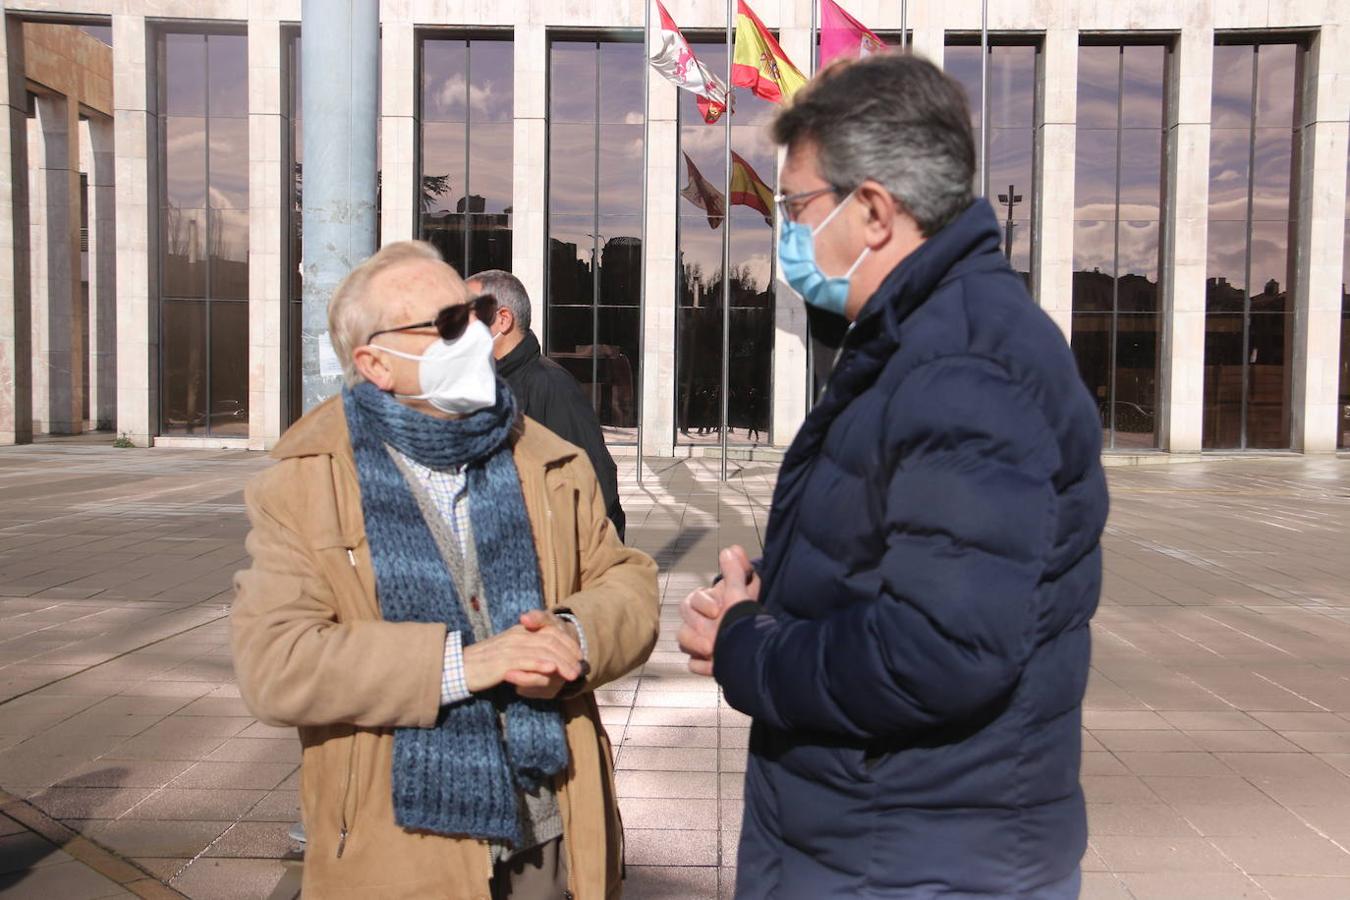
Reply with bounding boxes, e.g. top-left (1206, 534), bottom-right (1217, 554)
top-left (395, 454), bottom-right (586, 706)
